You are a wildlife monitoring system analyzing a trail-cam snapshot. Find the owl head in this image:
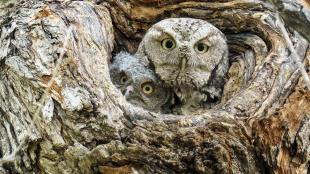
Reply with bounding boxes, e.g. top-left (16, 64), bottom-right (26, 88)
top-left (110, 52), bottom-right (172, 113)
top-left (136, 18), bottom-right (229, 93)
